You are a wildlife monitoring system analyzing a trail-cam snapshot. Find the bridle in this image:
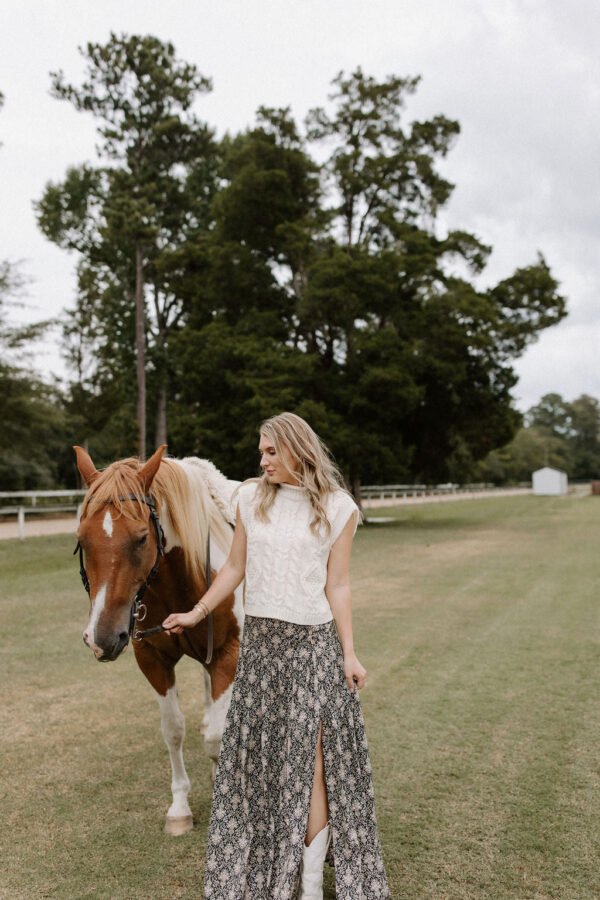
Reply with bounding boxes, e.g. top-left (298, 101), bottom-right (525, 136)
top-left (73, 492), bottom-right (214, 664)
top-left (74, 493), bottom-right (165, 641)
